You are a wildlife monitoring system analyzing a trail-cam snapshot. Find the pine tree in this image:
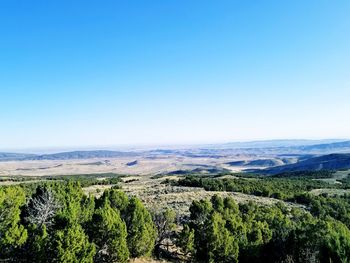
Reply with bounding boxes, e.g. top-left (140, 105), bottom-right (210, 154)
top-left (211, 195), bottom-right (224, 213)
top-left (0, 187), bottom-right (28, 259)
top-left (89, 201), bottom-right (129, 263)
top-left (53, 181), bottom-right (86, 225)
top-left (125, 197), bottom-right (156, 257)
top-left (177, 224), bottom-right (195, 256)
top-left (53, 223), bottom-right (95, 263)
top-left (98, 189), bottom-right (129, 214)
top-left (317, 219), bottom-right (350, 263)
top-left (205, 212), bottom-right (239, 263)
top-left (152, 208), bottom-right (177, 257)
top-left (22, 224), bottom-right (49, 263)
